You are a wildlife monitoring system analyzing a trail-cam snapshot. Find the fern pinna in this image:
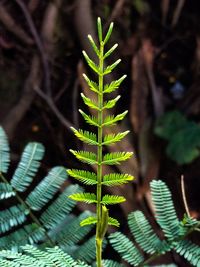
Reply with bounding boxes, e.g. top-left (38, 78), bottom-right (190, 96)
top-left (68, 17), bottom-right (134, 267)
